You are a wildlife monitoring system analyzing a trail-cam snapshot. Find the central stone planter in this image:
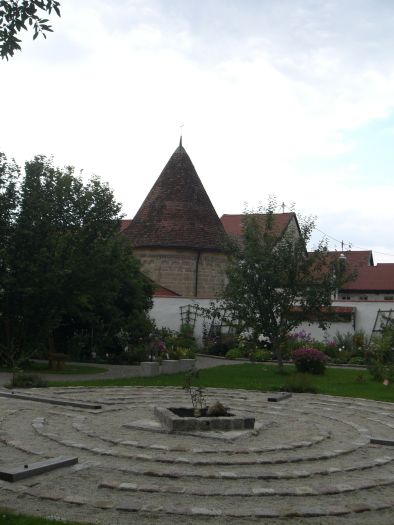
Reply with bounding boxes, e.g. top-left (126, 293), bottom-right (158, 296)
top-left (154, 406), bottom-right (255, 433)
